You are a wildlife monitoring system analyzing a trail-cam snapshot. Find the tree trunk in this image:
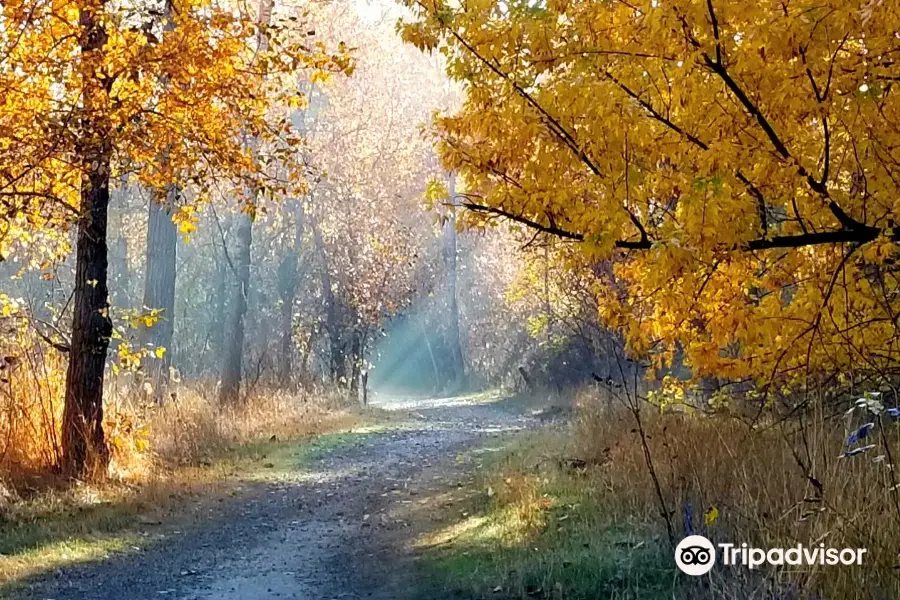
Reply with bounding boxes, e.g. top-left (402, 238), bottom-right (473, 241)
top-left (298, 327), bottom-right (316, 385)
top-left (421, 319), bottom-right (440, 394)
top-left (108, 198), bottom-right (130, 309)
top-left (348, 331), bottom-right (361, 401)
top-left (219, 0), bottom-right (272, 403)
top-left (311, 213), bottom-right (344, 384)
top-left (141, 186), bottom-right (177, 403)
top-left (277, 253), bottom-right (296, 386)
top-left (277, 201), bottom-right (304, 387)
top-left (211, 230), bottom-right (228, 361)
top-left (141, 0), bottom-right (179, 402)
top-left (443, 174), bottom-right (465, 392)
top-left (329, 325), bottom-right (345, 384)
top-left (361, 372), bottom-right (368, 407)
top-left (220, 211), bottom-right (252, 404)
top-left (62, 6), bottom-right (112, 477)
